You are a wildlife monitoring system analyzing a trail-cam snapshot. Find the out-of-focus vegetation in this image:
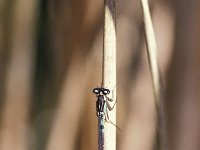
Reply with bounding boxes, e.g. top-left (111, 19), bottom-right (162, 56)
top-left (0, 0), bottom-right (200, 150)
